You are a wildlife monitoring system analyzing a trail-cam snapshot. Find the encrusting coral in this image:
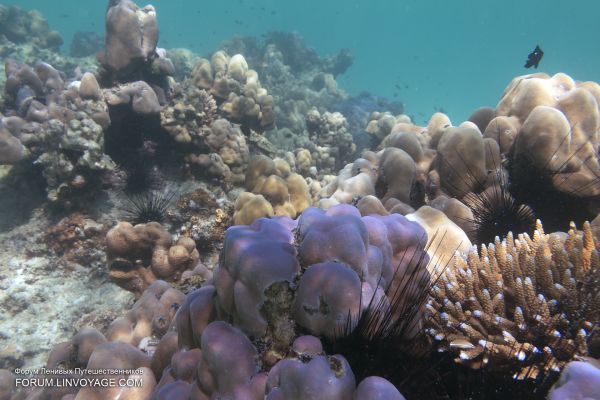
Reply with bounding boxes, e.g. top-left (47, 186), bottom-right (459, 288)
top-left (428, 220), bottom-right (600, 379)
